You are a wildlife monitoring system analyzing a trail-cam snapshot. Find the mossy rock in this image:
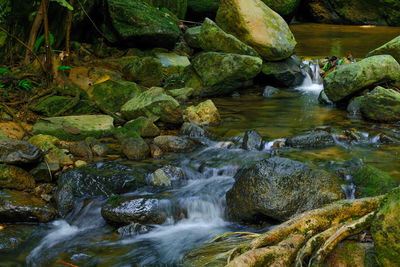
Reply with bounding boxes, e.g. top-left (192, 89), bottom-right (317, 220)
top-left (184, 26), bottom-right (201, 49)
top-left (367, 35), bottom-right (400, 64)
top-left (187, 0), bottom-right (220, 17)
top-left (371, 186), bottom-right (400, 267)
top-left (32, 115), bottom-right (115, 141)
top-left (353, 165), bottom-right (399, 197)
top-left (142, 0), bottom-right (188, 19)
top-left (122, 56), bottom-right (164, 87)
top-left (91, 80), bottom-right (141, 112)
top-left (155, 52), bottom-right (191, 76)
top-left (28, 134), bottom-right (60, 148)
top-left (183, 99), bottom-right (221, 125)
top-left (261, 0), bottom-right (300, 18)
top-left (0, 164), bottom-right (35, 190)
top-left (360, 86), bottom-right (400, 122)
top-left (124, 117), bottom-right (160, 137)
